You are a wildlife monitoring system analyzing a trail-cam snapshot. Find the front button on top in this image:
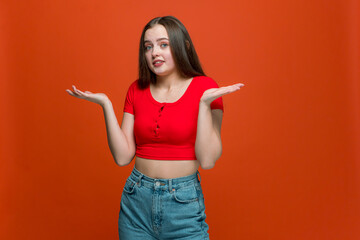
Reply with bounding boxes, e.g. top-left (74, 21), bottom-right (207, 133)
top-left (155, 182), bottom-right (160, 186)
